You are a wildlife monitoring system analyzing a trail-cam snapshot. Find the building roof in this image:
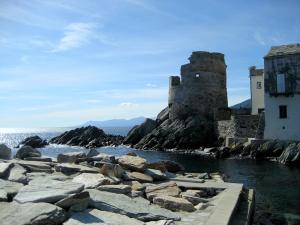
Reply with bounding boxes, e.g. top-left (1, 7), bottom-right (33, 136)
top-left (265, 44), bottom-right (300, 58)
